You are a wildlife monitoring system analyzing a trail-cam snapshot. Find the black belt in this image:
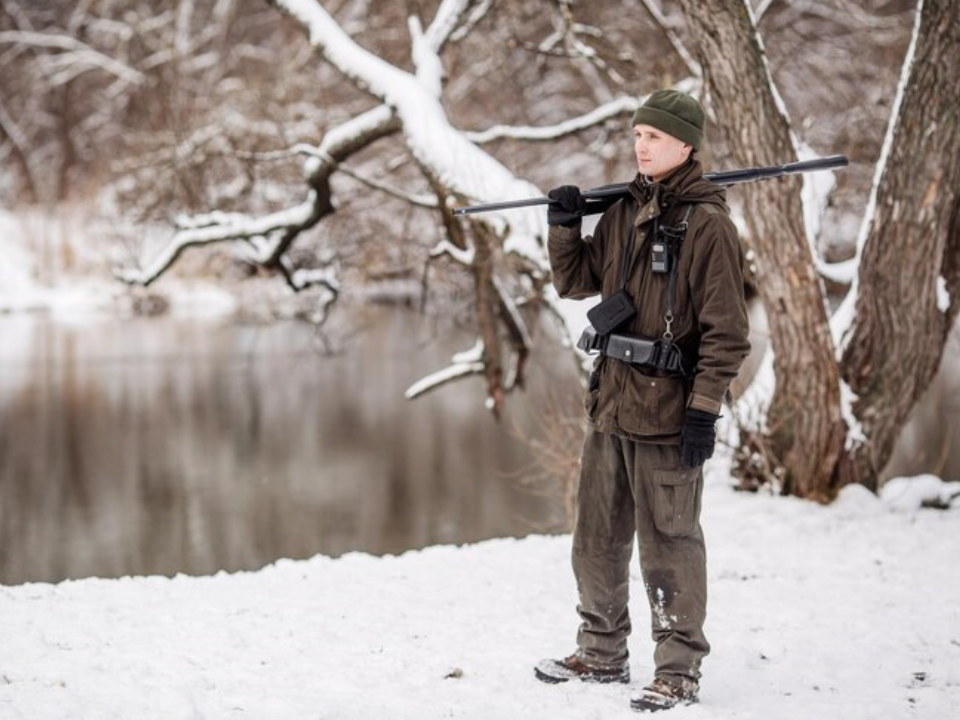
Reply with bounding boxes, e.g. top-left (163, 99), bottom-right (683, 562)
top-left (577, 326), bottom-right (689, 377)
